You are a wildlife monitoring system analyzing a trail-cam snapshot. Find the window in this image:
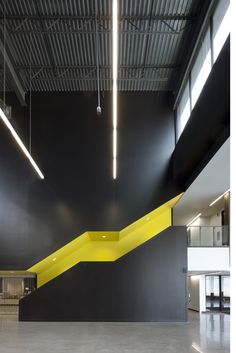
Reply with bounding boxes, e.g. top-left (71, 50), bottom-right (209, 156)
top-left (213, 0), bottom-right (230, 62)
top-left (191, 28), bottom-right (211, 109)
top-left (177, 83), bottom-right (191, 137)
top-left (176, 0), bottom-right (230, 140)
